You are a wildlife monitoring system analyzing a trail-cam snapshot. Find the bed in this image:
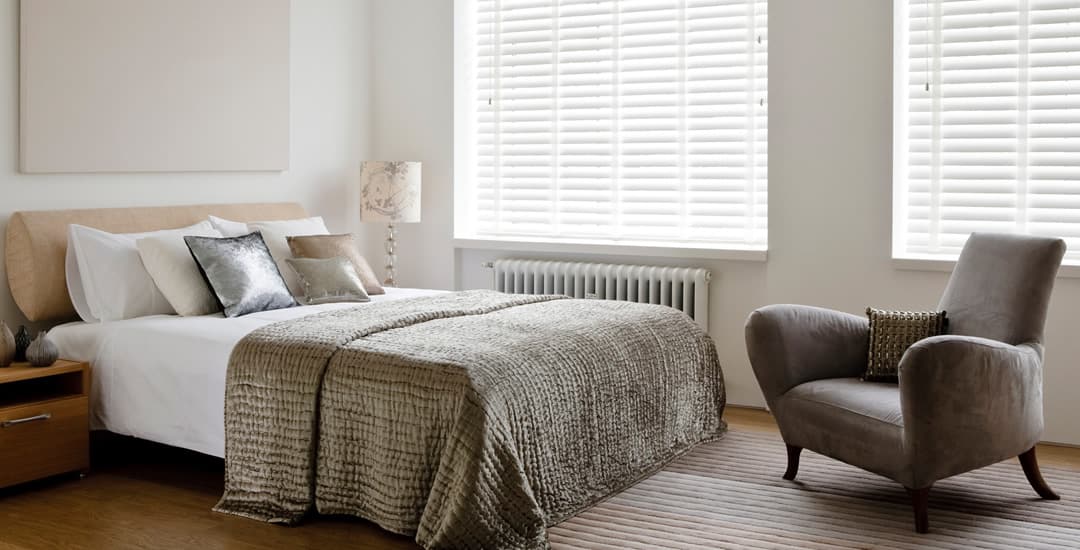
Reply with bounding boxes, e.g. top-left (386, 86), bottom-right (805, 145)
top-left (48, 287), bottom-right (447, 457)
top-left (5, 203), bottom-right (726, 550)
